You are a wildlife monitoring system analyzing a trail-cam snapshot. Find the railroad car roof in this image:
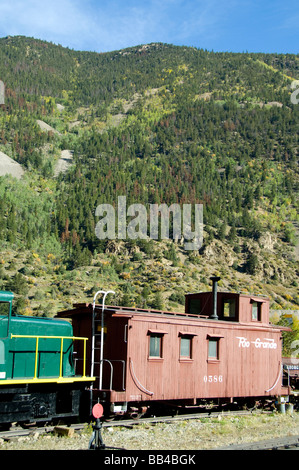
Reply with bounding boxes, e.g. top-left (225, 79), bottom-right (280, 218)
top-left (56, 299), bottom-right (290, 331)
top-left (57, 302), bottom-right (209, 319)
